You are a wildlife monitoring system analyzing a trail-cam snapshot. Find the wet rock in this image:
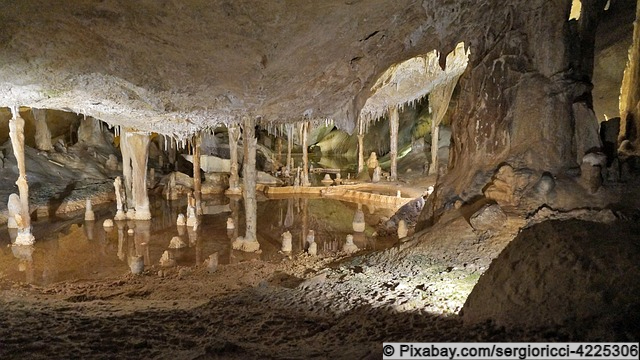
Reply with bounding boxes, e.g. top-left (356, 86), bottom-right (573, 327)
top-left (469, 204), bottom-right (506, 232)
